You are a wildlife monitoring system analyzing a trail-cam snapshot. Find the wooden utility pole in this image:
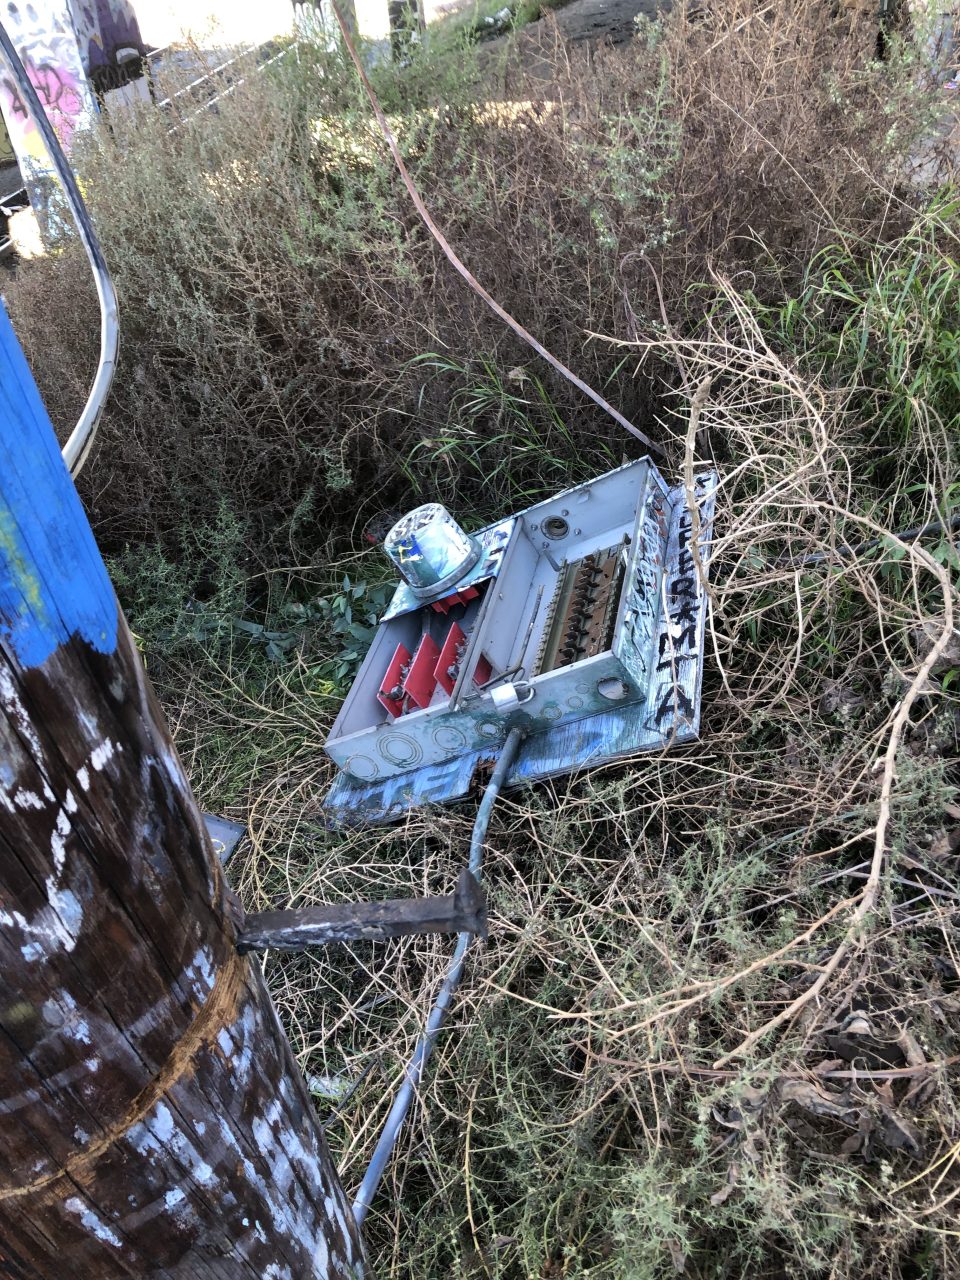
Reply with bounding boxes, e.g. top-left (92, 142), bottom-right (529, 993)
top-left (0, 304), bottom-right (366, 1275)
